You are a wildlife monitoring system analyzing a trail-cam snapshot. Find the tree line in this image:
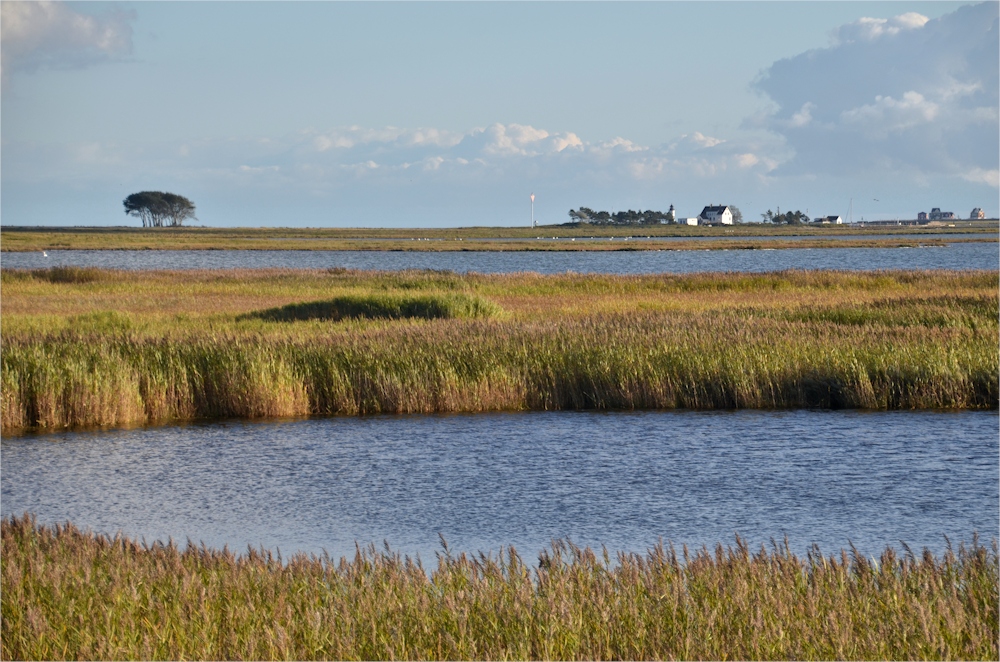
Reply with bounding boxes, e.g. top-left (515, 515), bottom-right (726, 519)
top-left (567, 206), bottom-right (744, 226)
top-left (568, 207), bottom-right (676, 226)
top-left (760, 209), bottom-right (809, 225)
top-left (123, 192), bottom-right (196, 227)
